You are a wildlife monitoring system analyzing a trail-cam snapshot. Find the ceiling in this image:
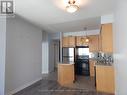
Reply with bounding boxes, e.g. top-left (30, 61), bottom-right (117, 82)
top-left (15, 0), bottom-right (114, 33)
